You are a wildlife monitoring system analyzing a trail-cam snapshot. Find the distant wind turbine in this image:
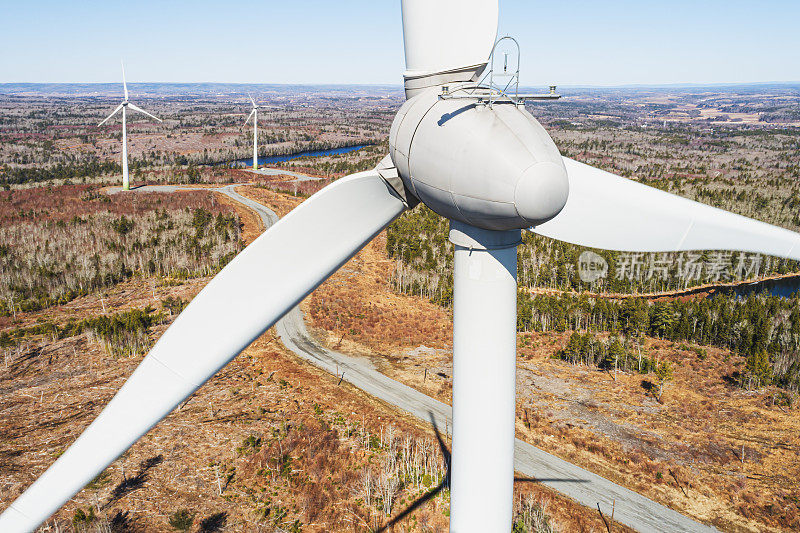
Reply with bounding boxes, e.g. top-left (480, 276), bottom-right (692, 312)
top-left (243, 95), bottom-right (267, 170)
top-left (98, 61), bottom-right (162, 191)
